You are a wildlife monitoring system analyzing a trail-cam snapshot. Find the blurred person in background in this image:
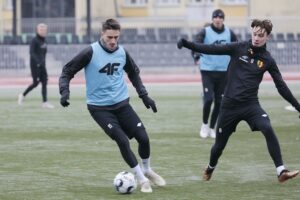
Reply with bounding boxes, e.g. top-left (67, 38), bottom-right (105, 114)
top-left (59, 18), bottom-right (165, 193)
top-left (18, 23), bottom-right (54, 108)
top-left (192, 9), bottom-right (237, 139)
